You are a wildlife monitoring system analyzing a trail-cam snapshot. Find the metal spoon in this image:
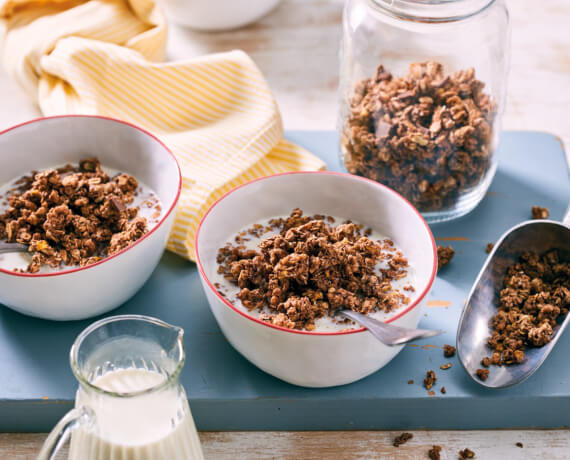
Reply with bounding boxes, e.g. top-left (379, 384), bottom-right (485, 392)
top-left (457, 208), bottom-right (570, 388)
top-left (0, 242), bottom-right (28, 254)
top-left (336, 309), bottom-right (443, 346)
